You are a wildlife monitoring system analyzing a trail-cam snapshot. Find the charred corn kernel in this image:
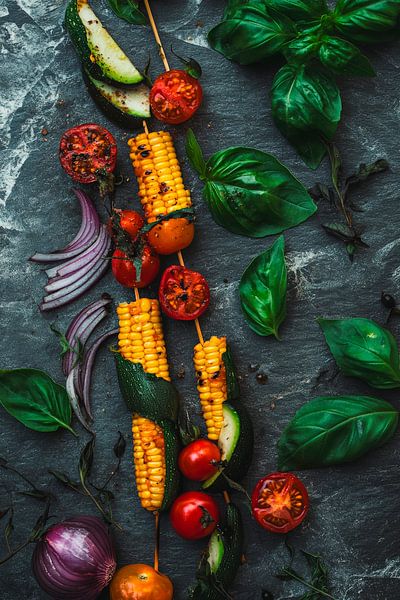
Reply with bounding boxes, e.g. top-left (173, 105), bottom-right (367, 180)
top-left (117, 299), bottom-right (170, 512)
top-left (194, 336), bottom-right (227, 441)
top-left (128, 131), bottom-right (192, 222)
